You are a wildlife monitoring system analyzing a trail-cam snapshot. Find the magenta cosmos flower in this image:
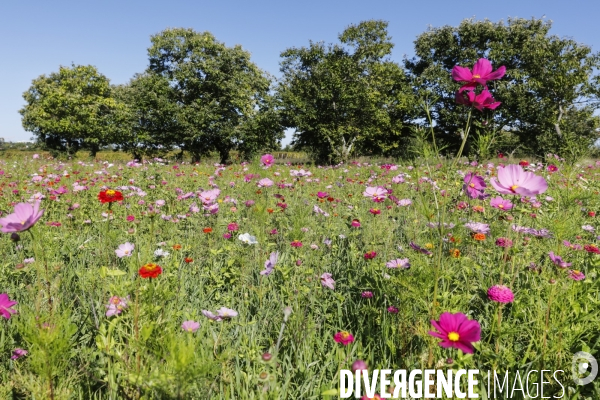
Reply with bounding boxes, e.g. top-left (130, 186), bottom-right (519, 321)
top-left (463, 173), bottom-right (487, 199)
top-left (333, 331), bottom-right (355, 345)
top-left (490, 164), bottom-right (548, 197)
top-left (0, 201), bottom-right (44, 233)
top-left (456, 90), bottom-right (501, 111)
top-left (428, 312), bottom-right (481, 354)
top-left (490, 196), bottom-right (513, 211)
top-left (452, 58), bottom-right (506, 92)
top-left (0, 294), bottom-right (18, 319)
top-left (260, 154), bottom-right (274, 167)
top-left (487, 285), bottom-right (515, 303)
